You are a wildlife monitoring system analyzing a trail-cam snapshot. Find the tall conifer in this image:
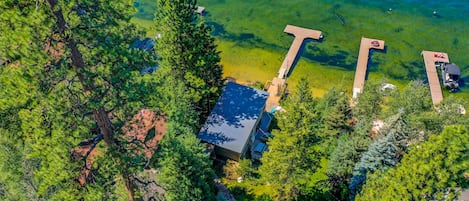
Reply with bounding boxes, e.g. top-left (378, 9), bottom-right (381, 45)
top-left (154, 0), bottom-right (223, 121)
